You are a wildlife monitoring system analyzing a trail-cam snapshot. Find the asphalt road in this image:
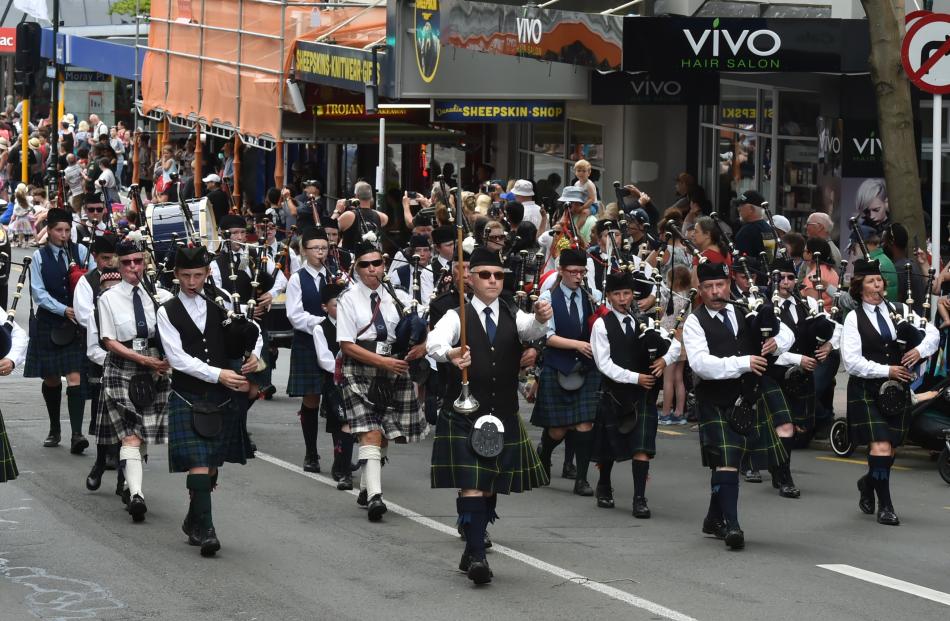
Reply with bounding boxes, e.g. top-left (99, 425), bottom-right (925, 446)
top-left (1, 245), bottom-right (949, 621)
